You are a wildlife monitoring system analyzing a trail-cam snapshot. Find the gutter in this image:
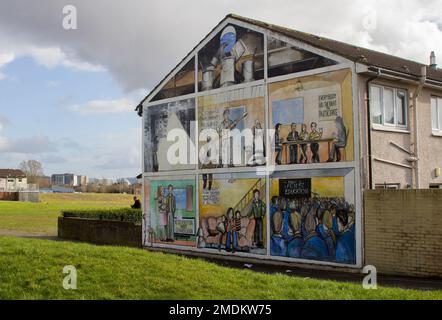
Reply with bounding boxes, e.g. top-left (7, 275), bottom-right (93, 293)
top-left (411, 66), bottom-right (427, 189)
top-left (365, 69), bottom-right (381, 189)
